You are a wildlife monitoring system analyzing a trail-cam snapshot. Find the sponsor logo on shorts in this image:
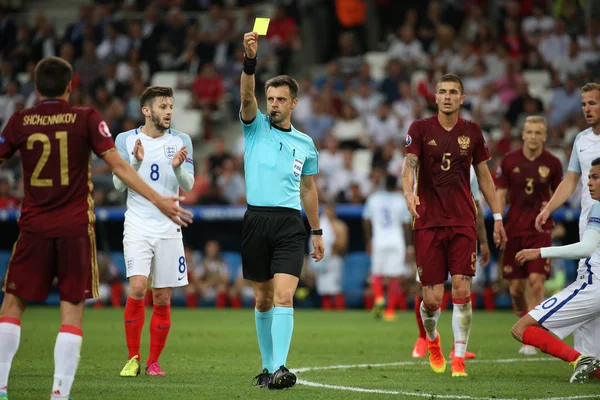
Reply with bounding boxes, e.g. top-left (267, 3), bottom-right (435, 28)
top-left (126, 258), bottom-right (133, 272)
top-left (417, 266), bottom-right (422, 277)
top-left (503, 265), bottom-right (513, 274)
top-left (8, 282), bottom-right (15, 290)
